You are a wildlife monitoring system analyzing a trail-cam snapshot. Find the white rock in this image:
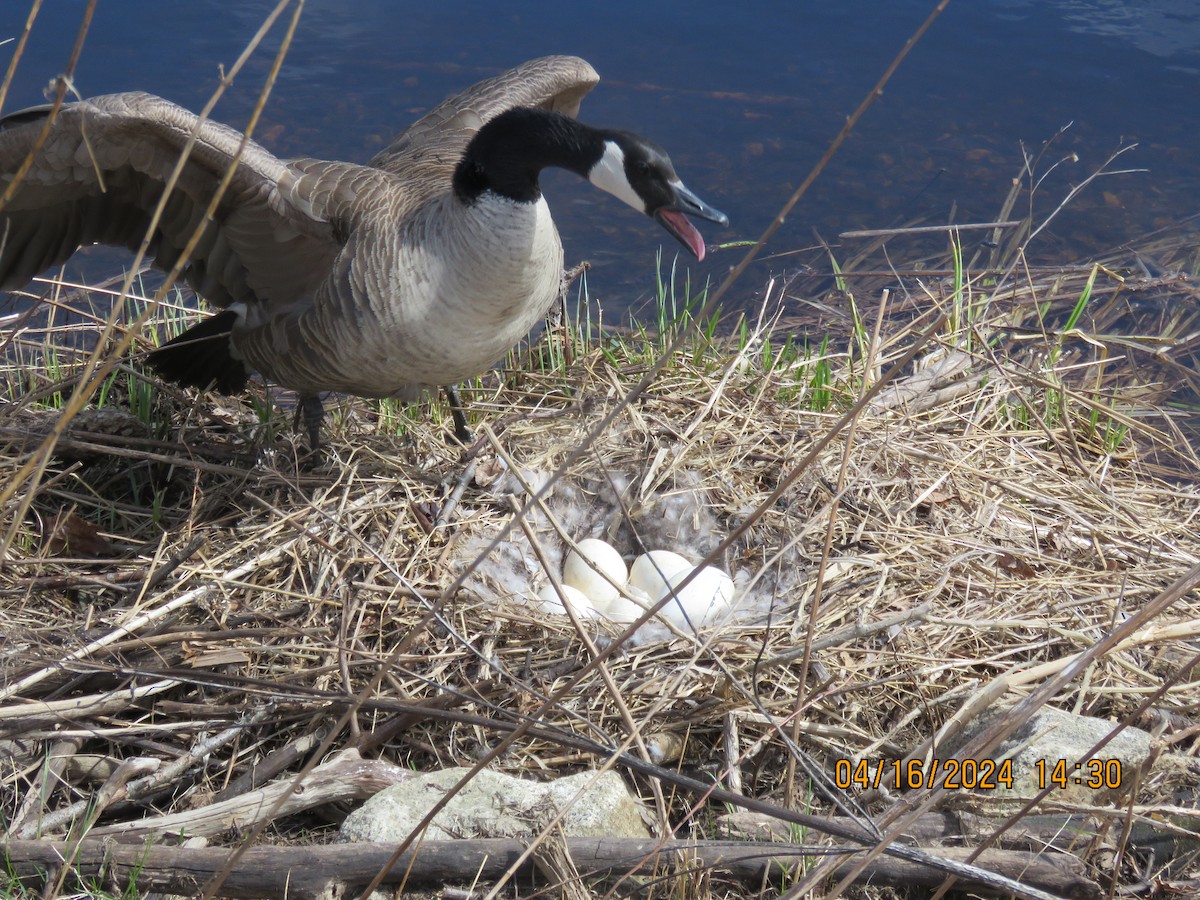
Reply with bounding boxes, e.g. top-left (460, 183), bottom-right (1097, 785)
top-left (340, 768), bottom-right (651, 844)
top-left (563, 538), bottom-right (628, 608)
top-left (627, 550), bottom-right (692, 599)
top-left (655, 565), bottom-right (735, 630)
top-left (532, 583), bottom-right (595, 619)
top-left (599, 585), bottom-right (652, 624)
